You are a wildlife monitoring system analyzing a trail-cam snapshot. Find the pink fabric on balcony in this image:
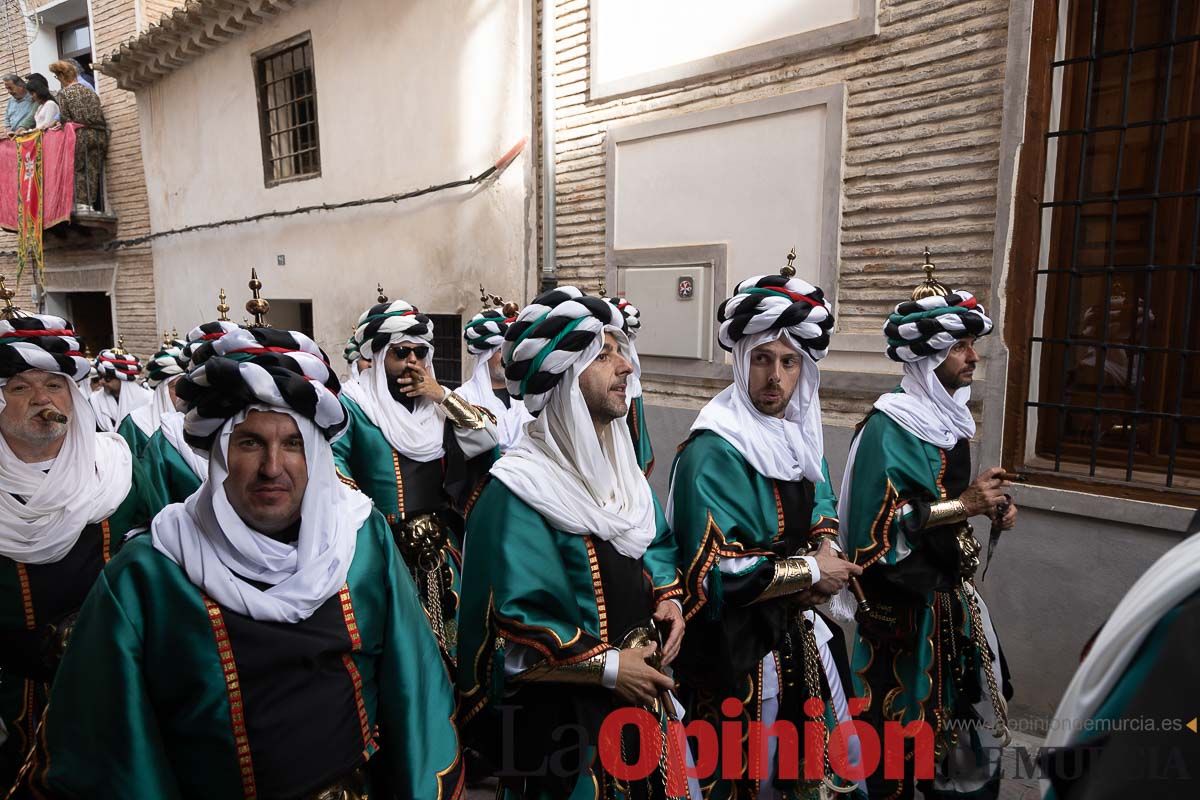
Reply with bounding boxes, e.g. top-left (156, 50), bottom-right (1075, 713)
top-left (0, 123), bottom-right (78, 231)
